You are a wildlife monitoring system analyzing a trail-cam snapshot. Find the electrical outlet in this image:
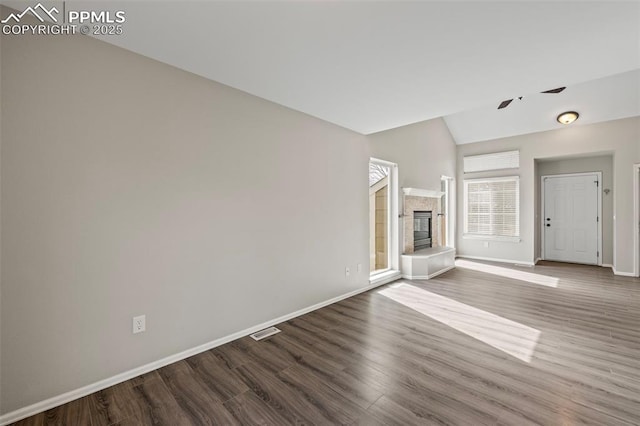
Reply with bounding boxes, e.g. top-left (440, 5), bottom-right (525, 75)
top-left (483, 241), bottom-right (490, 248)
top-left (357, 263), bottom-right (362, 273)
top-left (133, 315), bottom-right (146, 334)
top-left (345, 267), bottom-right (351, 277)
